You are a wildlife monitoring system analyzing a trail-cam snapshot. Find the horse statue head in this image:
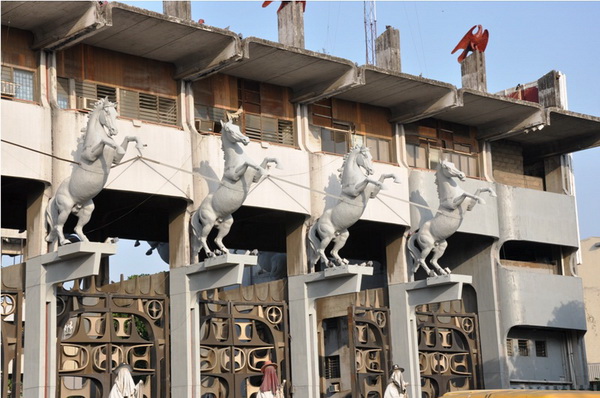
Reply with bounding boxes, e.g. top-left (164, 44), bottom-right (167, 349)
top-left (219, 108), bottom-right (250, 146)
top-left (93, 97), bottom-right (119, 137)
top-left (339, 145), bottom-right (374, 183)
top-left (438, 158), bottom-right (466, 182)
